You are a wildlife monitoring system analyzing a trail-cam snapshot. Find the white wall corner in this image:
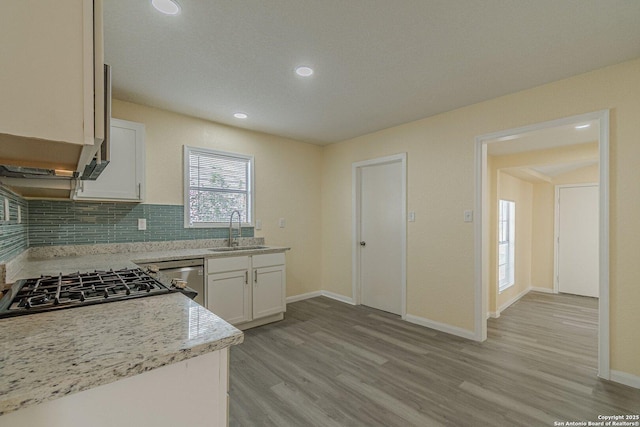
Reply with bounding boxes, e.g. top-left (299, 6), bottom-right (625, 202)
top-left (609, 370), bottom-right (640, 390)
top-left (405, 314), bottom-right (477, 341)
top-left (286, 291), bottom-right (322, 304)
